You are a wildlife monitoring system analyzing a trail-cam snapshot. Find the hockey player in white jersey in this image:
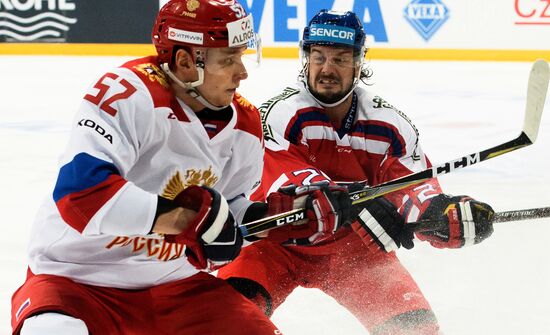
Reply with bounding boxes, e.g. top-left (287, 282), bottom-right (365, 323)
top-left (219, 9), bottom-right (495, 335)
top-left (10, 2), bottom-right (352, 334)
